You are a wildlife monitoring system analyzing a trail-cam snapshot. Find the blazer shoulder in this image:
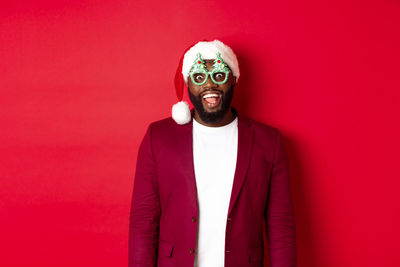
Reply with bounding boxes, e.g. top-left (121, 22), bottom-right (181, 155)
top-left (242, 116), bottom-right (280, 140)
top-left (148, 116), bottom-right (176, 131)
top-left (145, 116), bottom-right (186, 143)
